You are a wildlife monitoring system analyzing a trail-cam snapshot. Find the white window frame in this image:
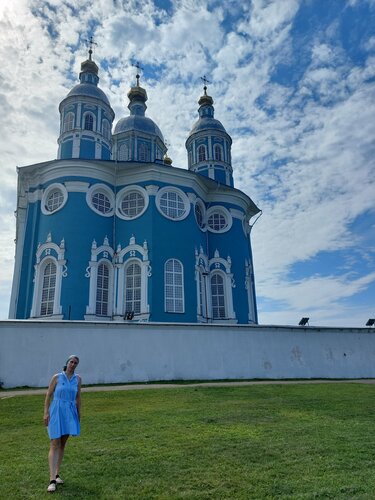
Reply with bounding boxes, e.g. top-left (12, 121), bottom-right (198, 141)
top-left (210, 271), bottom-right (227, 320)
top-left (124, 260), bottom-right (142, 315)
top-left (194, 198), bottom-right (206, 231)
top-left (63, 112), bottom-right (75, 132)
top-left (114, 237), bottom-right (151, 321)
top-left (83, 112), bottom-right (95, 131)
top-left (85, 238), bottom-right (114, 320)
top-left (195, 248), bottom-right (210, 322)
top-left (206, 206), bottom-right (232, 233)
top-left (155, 186), bottom-right (190, 221)
top-left (102, 119), bottom-right (111, 140)
top-left (164, 259), bottom-right (185, 313)
top-left (138, 142), bottom-right (150, 162)
top-left (41, 183), bottom-right (68, 215)
top-left (208, 250), bottom-right (236, 323)
top-left (86, 183), bottom-right (115, 217)
top-left (118, 142), bottom-right (130, 161)
top-left (30, 236), bottom-right (66, 319)
top-left (95, 261), bottom-right (111, 316)
top-left (198, 144), bottom-right (207, 162)
top-left (116, 185), bottom-right (149, 221)
top-left (214, 144), bottom-right (223, 161)
top-left (245, 259), bottom-right (257, 324)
